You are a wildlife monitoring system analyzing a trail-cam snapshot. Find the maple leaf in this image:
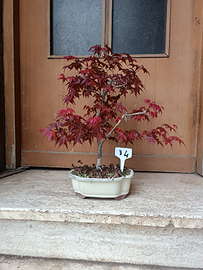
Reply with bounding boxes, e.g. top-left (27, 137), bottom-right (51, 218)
top-left (66, 108), bottom-right (75, 115)
top-left (164, 136), bottom-right (185, 147)
top-left (115, 103), bottom-right (127, 113)
top-left (115, 128), bottom-right (128, 144)
top-left (97, 131), bottom-right (102, 142)
top-left (44, 131), bottom-right (56, 141)
top-left (89, 45), bottom-right (102, 55)
top-left (87, 116), bottom-right (102, 129)
top-left (63, 55), bottom-right (77, 61)
top-left (115, 116), bottom-right (122, 123)
top-left (163, 124), bottom-right (177, 132)
top-left (144, 136), bottom-right (157, 144)
top-left (79, 69), bottom-right (89, 75)
top-left (58, 74), bottom-right (67, 83)
top-left (66, 76), bottom-right (77, 83)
